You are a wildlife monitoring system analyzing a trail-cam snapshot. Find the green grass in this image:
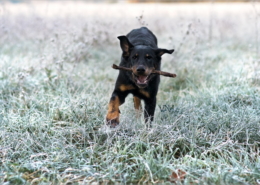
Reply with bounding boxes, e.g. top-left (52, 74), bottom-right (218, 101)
top-left (1, 2), bottom-right (260, 184)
